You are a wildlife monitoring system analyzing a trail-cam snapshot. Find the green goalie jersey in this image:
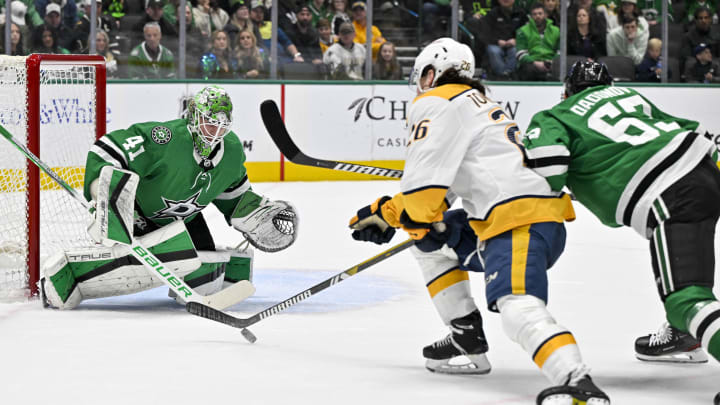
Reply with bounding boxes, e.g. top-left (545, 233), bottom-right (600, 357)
top-left (84, 118), bottom-right (251, 231)
top-left (523, 85), bottom-right (715, 235)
